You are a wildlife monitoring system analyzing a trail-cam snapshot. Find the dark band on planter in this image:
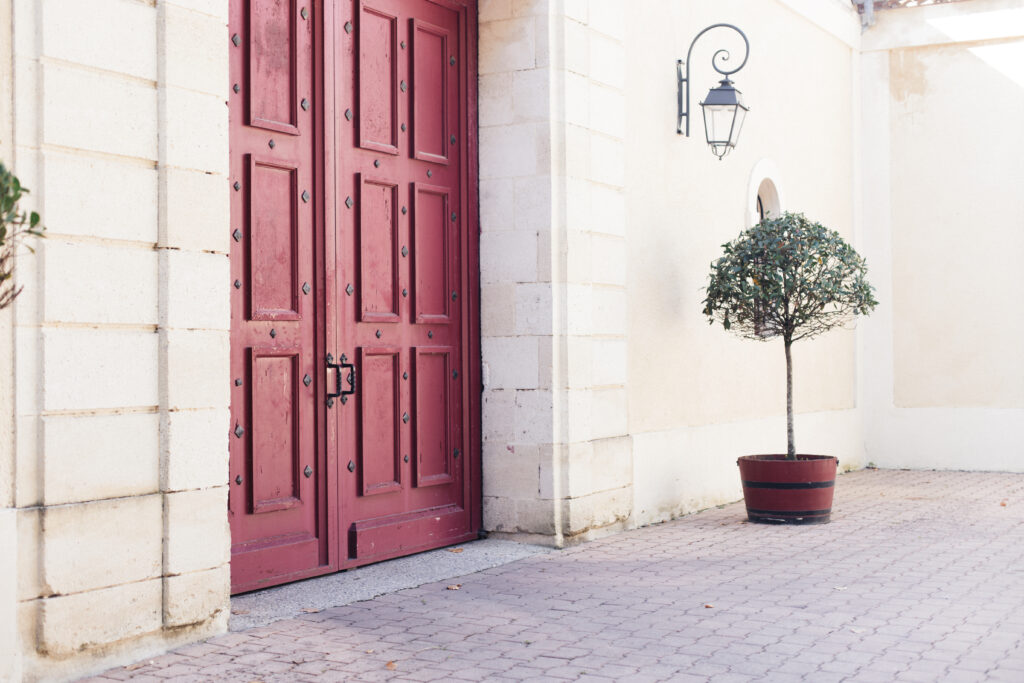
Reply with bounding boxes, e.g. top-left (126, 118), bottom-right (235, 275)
top-left (741, 480), bottom-right (835, 489)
